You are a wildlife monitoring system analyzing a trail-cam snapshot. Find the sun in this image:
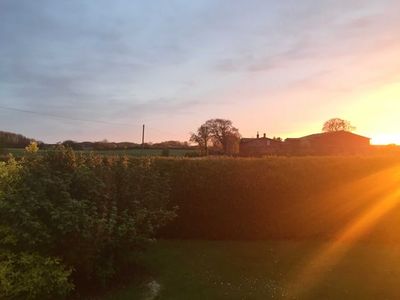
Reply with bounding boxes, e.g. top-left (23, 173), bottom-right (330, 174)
top-left (345, 82), bottom-right (400, 145)
top-left (371, 134), bottom-right (400, 145)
